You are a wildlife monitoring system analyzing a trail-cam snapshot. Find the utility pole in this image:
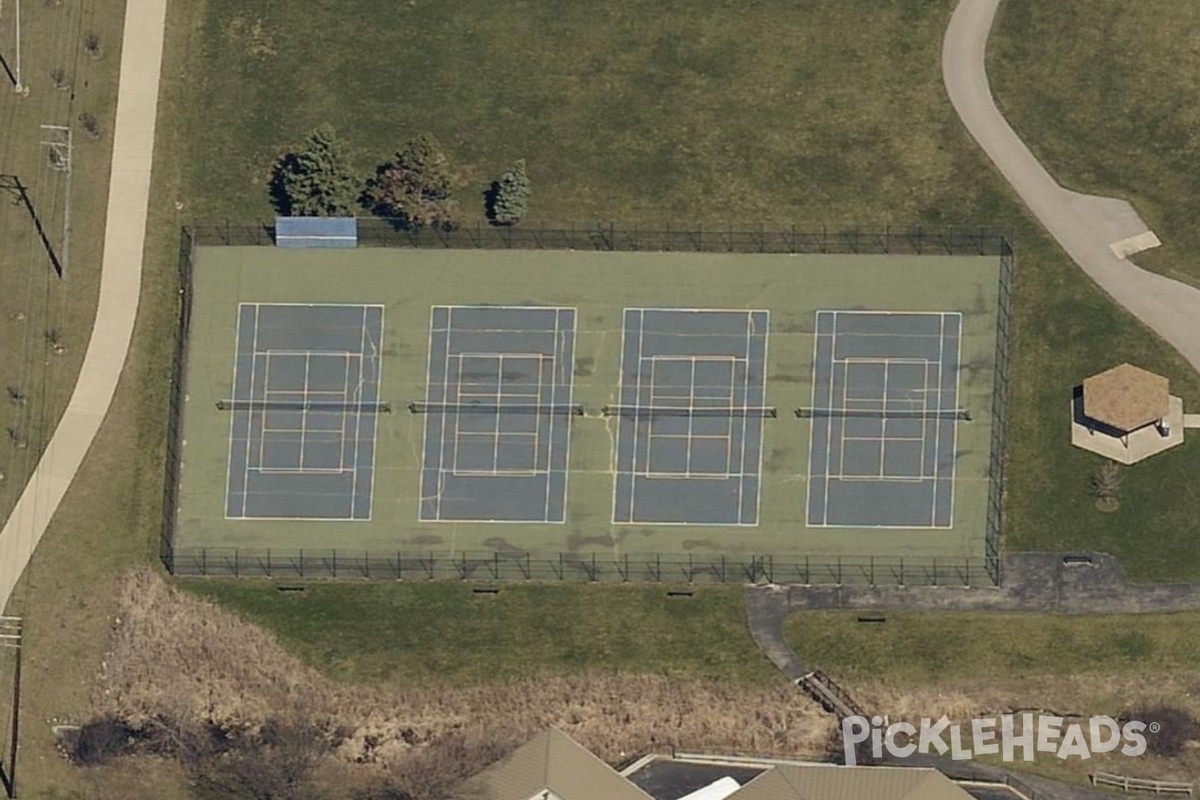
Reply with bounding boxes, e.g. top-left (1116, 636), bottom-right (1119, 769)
top-left (40, 126), bottom-right (72, 276)
top-left (0, 616), bottom-right (20, 800)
